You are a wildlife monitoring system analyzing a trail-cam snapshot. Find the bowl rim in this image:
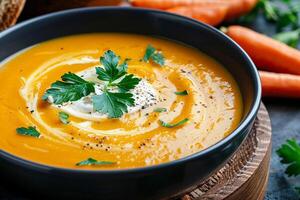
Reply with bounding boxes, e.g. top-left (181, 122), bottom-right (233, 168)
top-left (0, 6), bottom-right (262, 174)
